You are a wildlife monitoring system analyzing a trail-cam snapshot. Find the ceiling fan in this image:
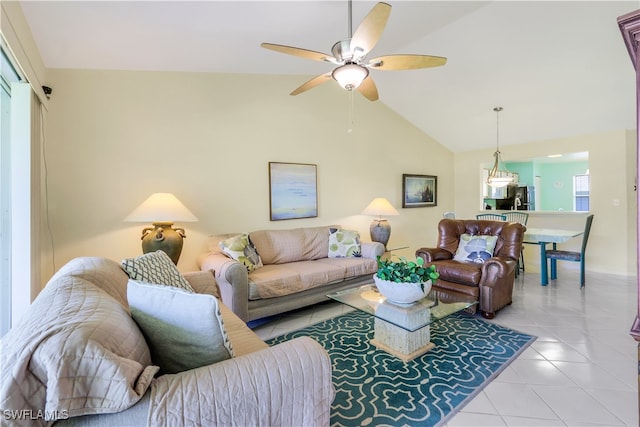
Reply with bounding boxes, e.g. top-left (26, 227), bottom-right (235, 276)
top-left (261, 1), bottom-right (447, 101)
